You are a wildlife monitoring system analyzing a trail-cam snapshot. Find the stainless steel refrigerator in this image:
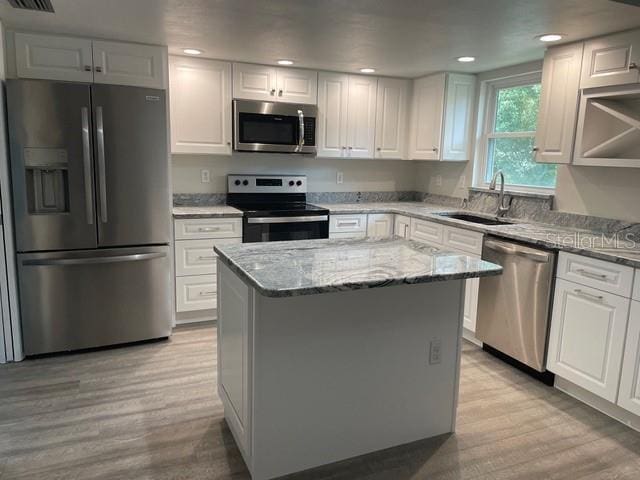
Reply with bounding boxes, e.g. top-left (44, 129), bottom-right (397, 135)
top-left (7, 79), bottom-right (172, 356)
